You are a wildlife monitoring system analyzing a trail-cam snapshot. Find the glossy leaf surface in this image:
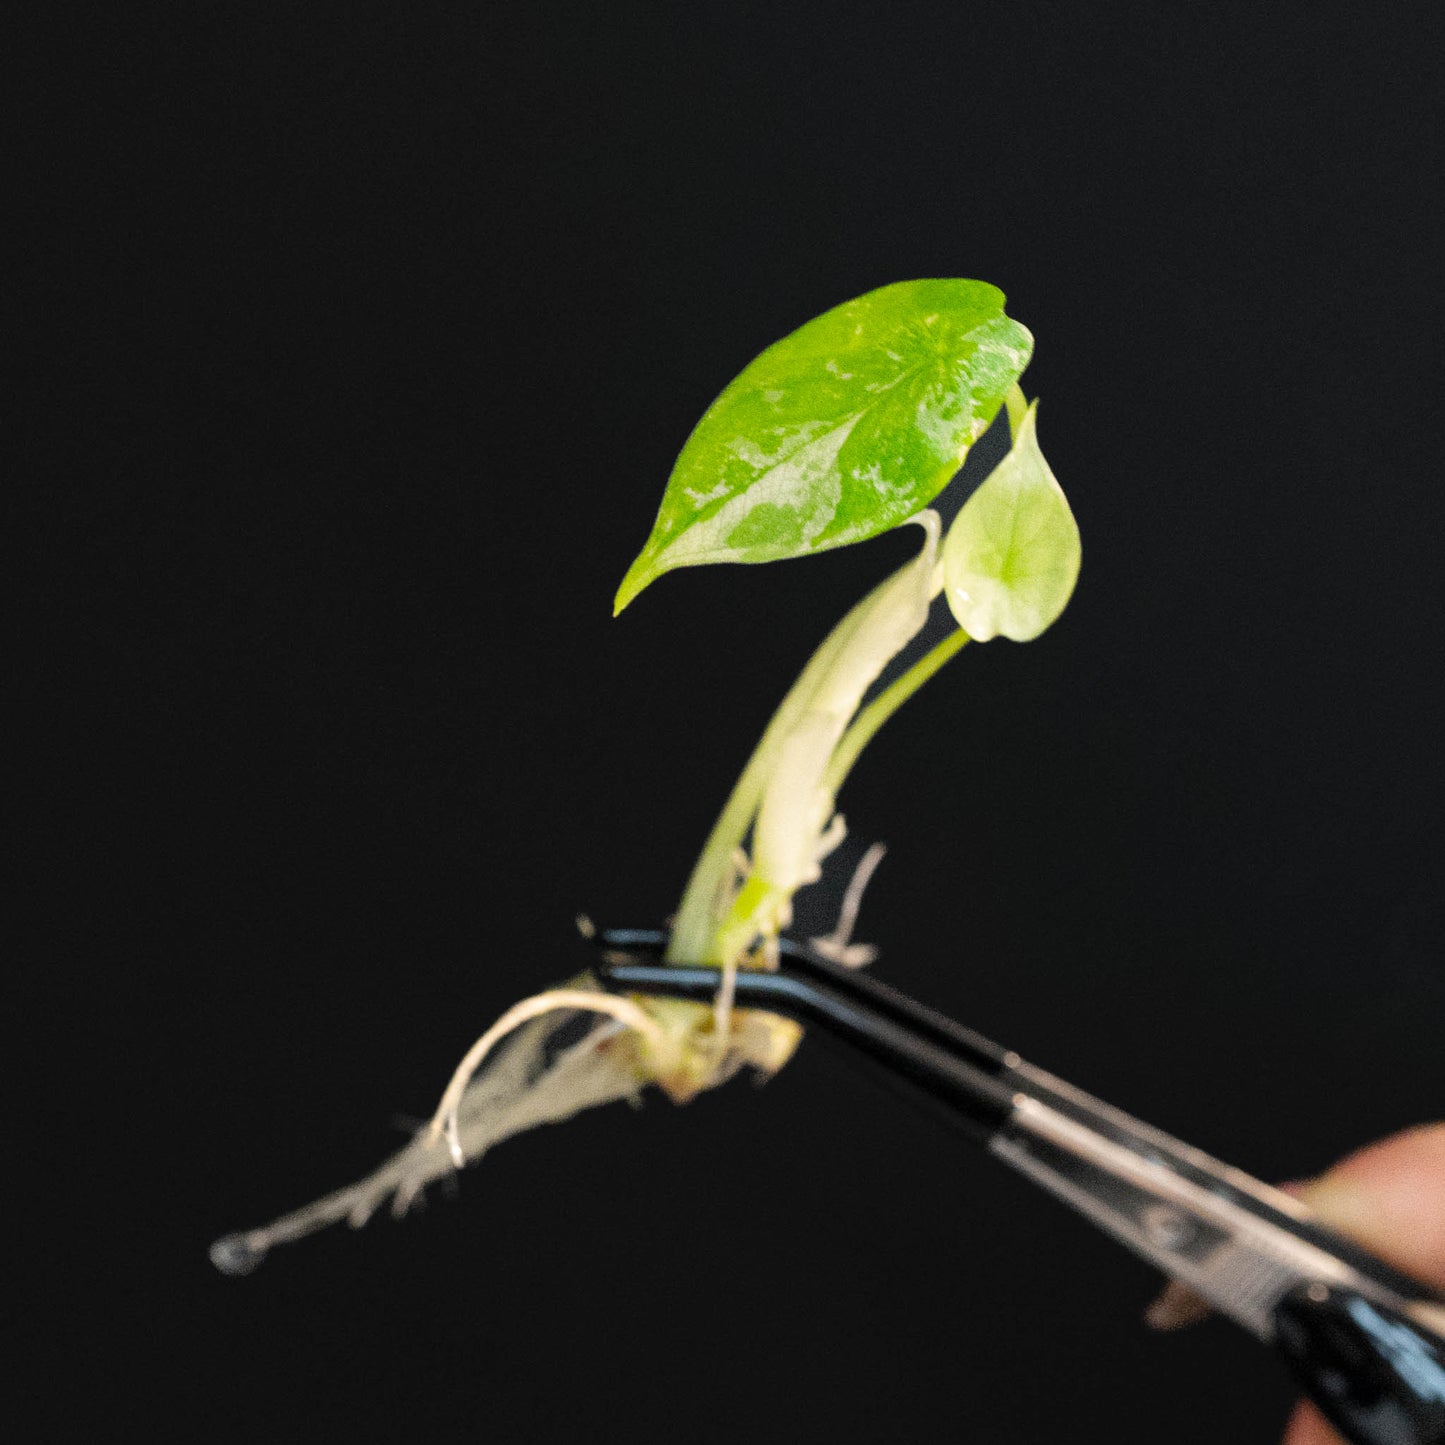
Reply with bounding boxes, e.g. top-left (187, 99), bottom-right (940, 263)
top-left (942, 401), bottom-right (1080, 642)
top-left (615, 279), bottom-right (1032, 612)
